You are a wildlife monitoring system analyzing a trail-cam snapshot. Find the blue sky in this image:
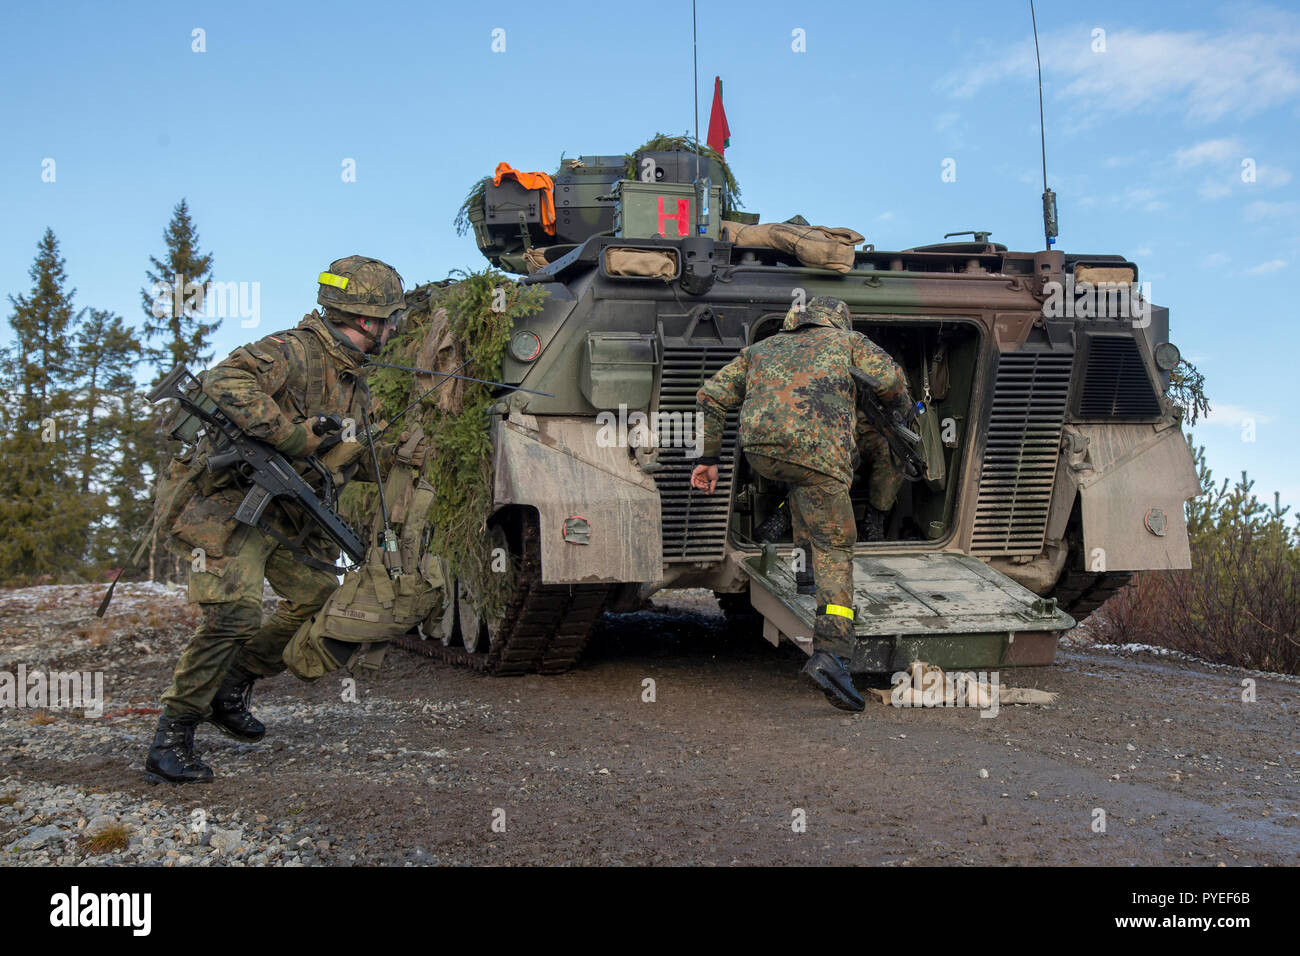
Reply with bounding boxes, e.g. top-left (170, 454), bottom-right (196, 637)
top-left (2, 0), bottom-right (1298, 506)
